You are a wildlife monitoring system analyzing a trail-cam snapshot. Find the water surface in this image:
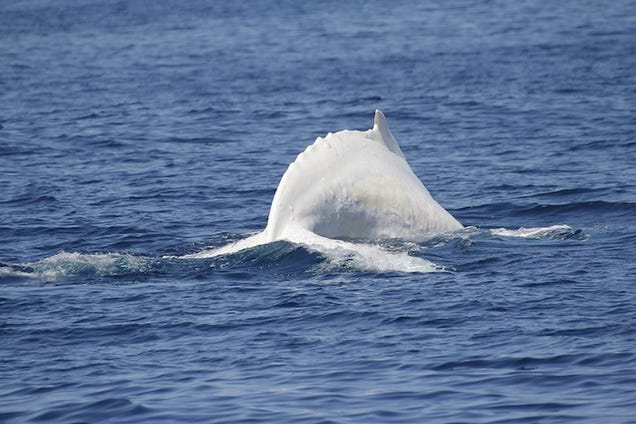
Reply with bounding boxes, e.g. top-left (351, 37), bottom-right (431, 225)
top-left (1, 1), bottom-right (635, 422)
